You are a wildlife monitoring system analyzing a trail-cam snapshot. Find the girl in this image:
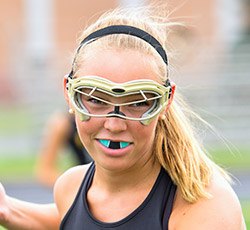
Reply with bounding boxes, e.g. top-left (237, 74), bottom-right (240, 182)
top-left (0, 5), bottom-right (246, 230)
